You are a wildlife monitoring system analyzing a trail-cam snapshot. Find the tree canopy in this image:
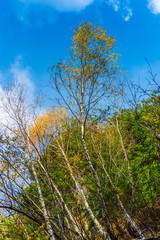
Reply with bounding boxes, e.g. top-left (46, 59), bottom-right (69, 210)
top-left (0, 22), bottom-right (159, 240)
